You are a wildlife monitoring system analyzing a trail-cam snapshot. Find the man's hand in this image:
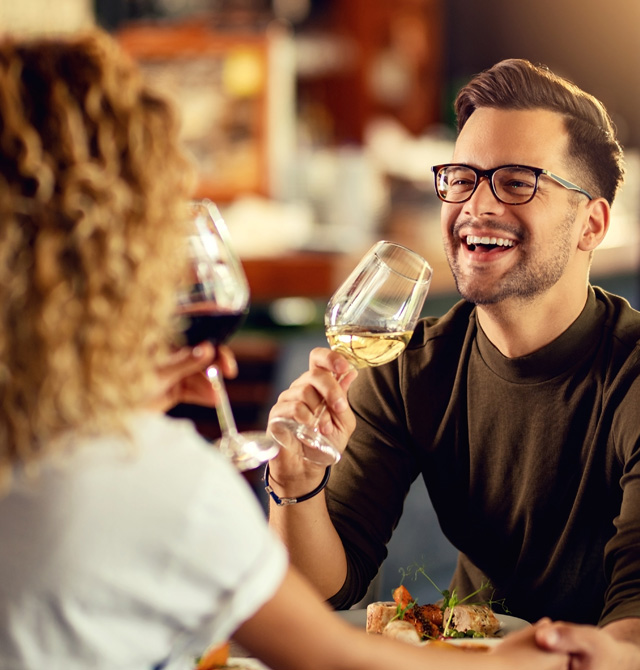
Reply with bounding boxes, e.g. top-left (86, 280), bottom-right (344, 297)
top-left (267, 347), bottom-right (357, 473)
top-left (147, 342), bottom-right (238, 412)
top-left (265, 347), bottom-right (356, 600)
top-left (535, 618), bottom-right (640, 670)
